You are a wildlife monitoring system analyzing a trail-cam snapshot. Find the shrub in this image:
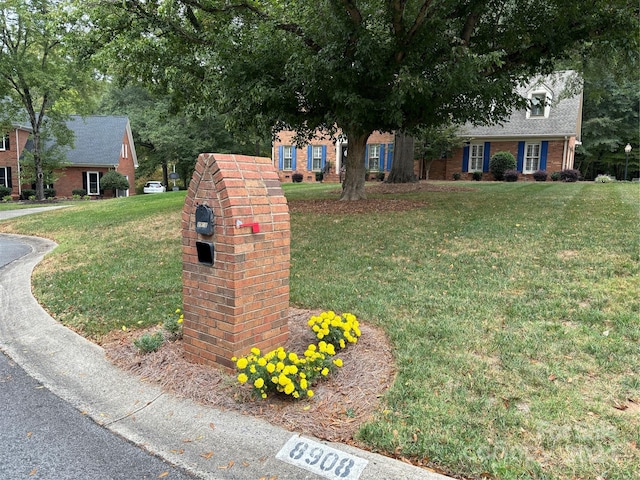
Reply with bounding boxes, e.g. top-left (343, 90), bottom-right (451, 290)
top-left (3, 195), bottom-right (13, 202)
top-left (595, 174), bottom-right (616, 183)
top-left (489, 151), bottom-right (517, 181)
top-left (504, 169), bottom-right (519, 182)
top-left (133, 332), bottom-right (164, 353)
top-left (376, 171), bottom-right (385, 181)
top-left (72, 188), bottom-right (87, 197)
top-left (21, 189), bottom-right (35, 200)
top-left (453, 172), bottom-right (461, 180)
top-left (550, 171), bottom-right (561, 181)
top-left (44, 188), bottom-right (56, 199)
top-left (560, 169), bottom-right (581, 182)
top-left (471, 171), bottom-right (483, 181)
top-left (315, 171), bottom-right (324, 182)
top-left (292, 173), bottom-right (303, 183)
top-left (532, 170), bottom-right (548, 182)
top-left (164, 309), bottom-right (184, 340)
top-left (0, 186), bottom-right (11, 198)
